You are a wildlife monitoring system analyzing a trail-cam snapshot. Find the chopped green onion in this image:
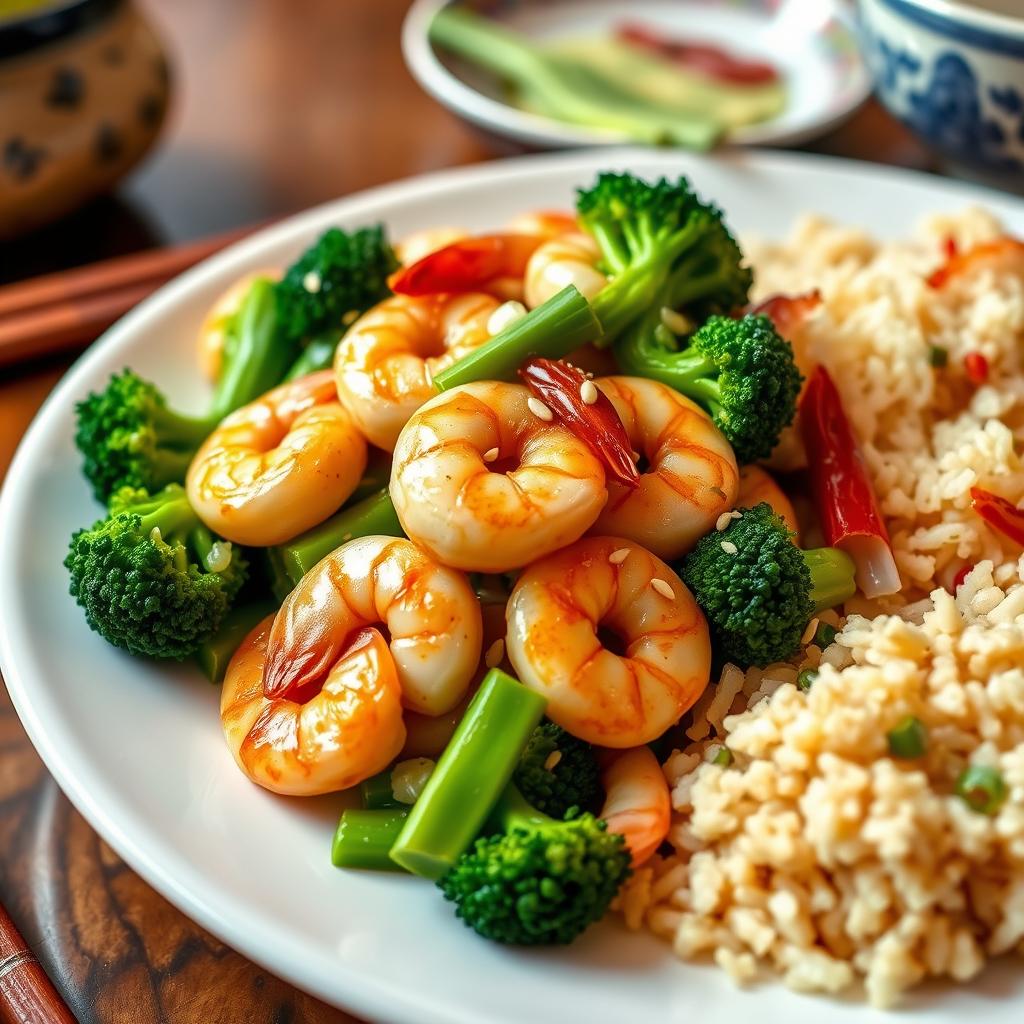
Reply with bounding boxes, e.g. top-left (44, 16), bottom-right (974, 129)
top-left (360, 769), bottom-right (401, 810)
top-left (712, 746), bottom-right (733, 767)
top-left (813, 621), bottom-right (838, 648)
top-left (796, 669), bottom-right (817, 693)
top-left (886, 715), bottom-right (927, 759)
top-left (331, 808), bottom-right (409, 870)
top-left (389, 668), bottom-right (546, 879)
top-left (955, 764), bottom-right (1006, 815)
top-left (929, 345), bottom-right (949, 368)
